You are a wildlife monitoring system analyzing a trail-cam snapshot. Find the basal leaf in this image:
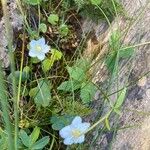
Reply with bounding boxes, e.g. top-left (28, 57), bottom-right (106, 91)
top-left (57, 80), bottom-right (81, 92)
top-left (42, 58), bottom-right (53, 72)
top-left (19, 130), bottom-right (30, 147)
top-left (80, 82), bottom-right (97, 103)
top-left (39, 23), bottom-right (47, 33)
top-left (48, 14), bottom-right (59, 25)
top-left (51, 49), bottom-right (63, 61)
top-left (31, 136), bottom-right (49, 149)
top-left (67, 66), bottom-right (85, 81)
top-left (30, 127), bottom-right (40, 144)
top-left (34, 80), bottom-right (52, 107)
top-left (50, 115), bottom-right (74, 130)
